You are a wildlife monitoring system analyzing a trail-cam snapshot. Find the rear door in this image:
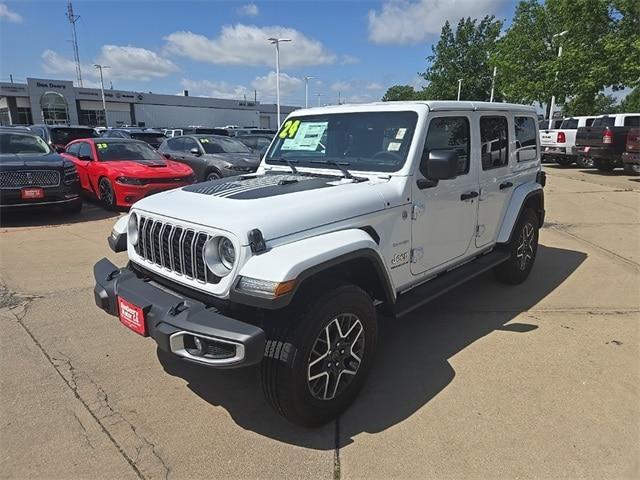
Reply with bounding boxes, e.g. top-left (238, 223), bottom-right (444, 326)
top-left (476, 114), bottom-right (515, 248)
